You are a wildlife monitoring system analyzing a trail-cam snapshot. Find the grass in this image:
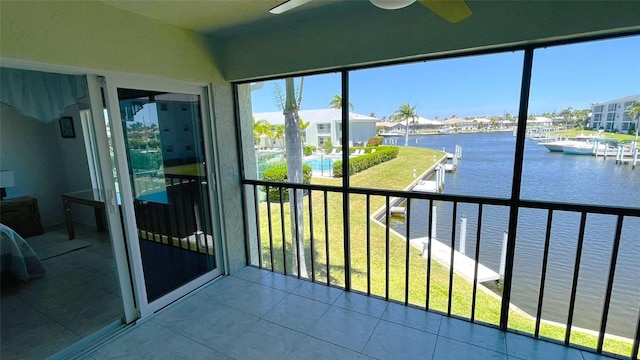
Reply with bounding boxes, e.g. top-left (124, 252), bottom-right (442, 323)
top-left (551, 129), bottom-right (638, 143)
top-left (253, 145), bottom-right (634, 357)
